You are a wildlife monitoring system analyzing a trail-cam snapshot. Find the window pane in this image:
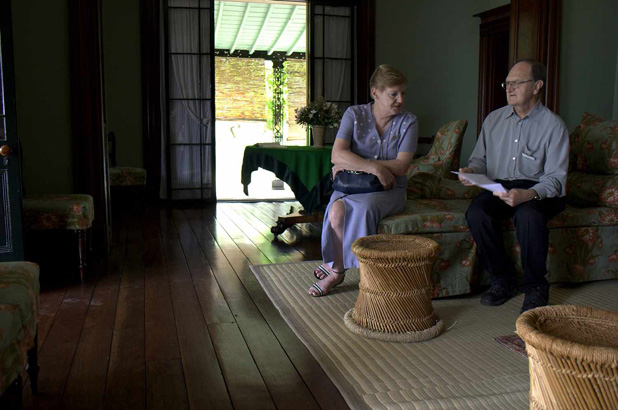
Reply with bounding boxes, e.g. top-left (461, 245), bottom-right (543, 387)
top-left (324, 16), bottom-right (350, 59)
top-left (200, 9), bottom-right (211, 54)
top-left (314, 59), bottom-right (324, 98)
top-left (170, 100), bottom-right (201, 144)
top-left (201, 145), bottom-right (212, 187)
top-left (171, 145), bottom-right (201, 189)
top-left (314, 15), bottom-right (323, 57)
top-left (324, 6), bottom-right (351, 17)
top-left (201, 188), bottom-right (213, 199)
top-left (172, 189), bottom-right (201, 200)
top-left (169, 9), bottom-right (199, 53)
top-left (201, 55), bottom-right (212, 98)
top-left (200, 101), bottom-right (212, 144)
top-left (168, 0), bottom-right (198, 8)
top-left (169, 55), bottom-right (199, 98)
top-left (324, 60), bottom-right (350, 102)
